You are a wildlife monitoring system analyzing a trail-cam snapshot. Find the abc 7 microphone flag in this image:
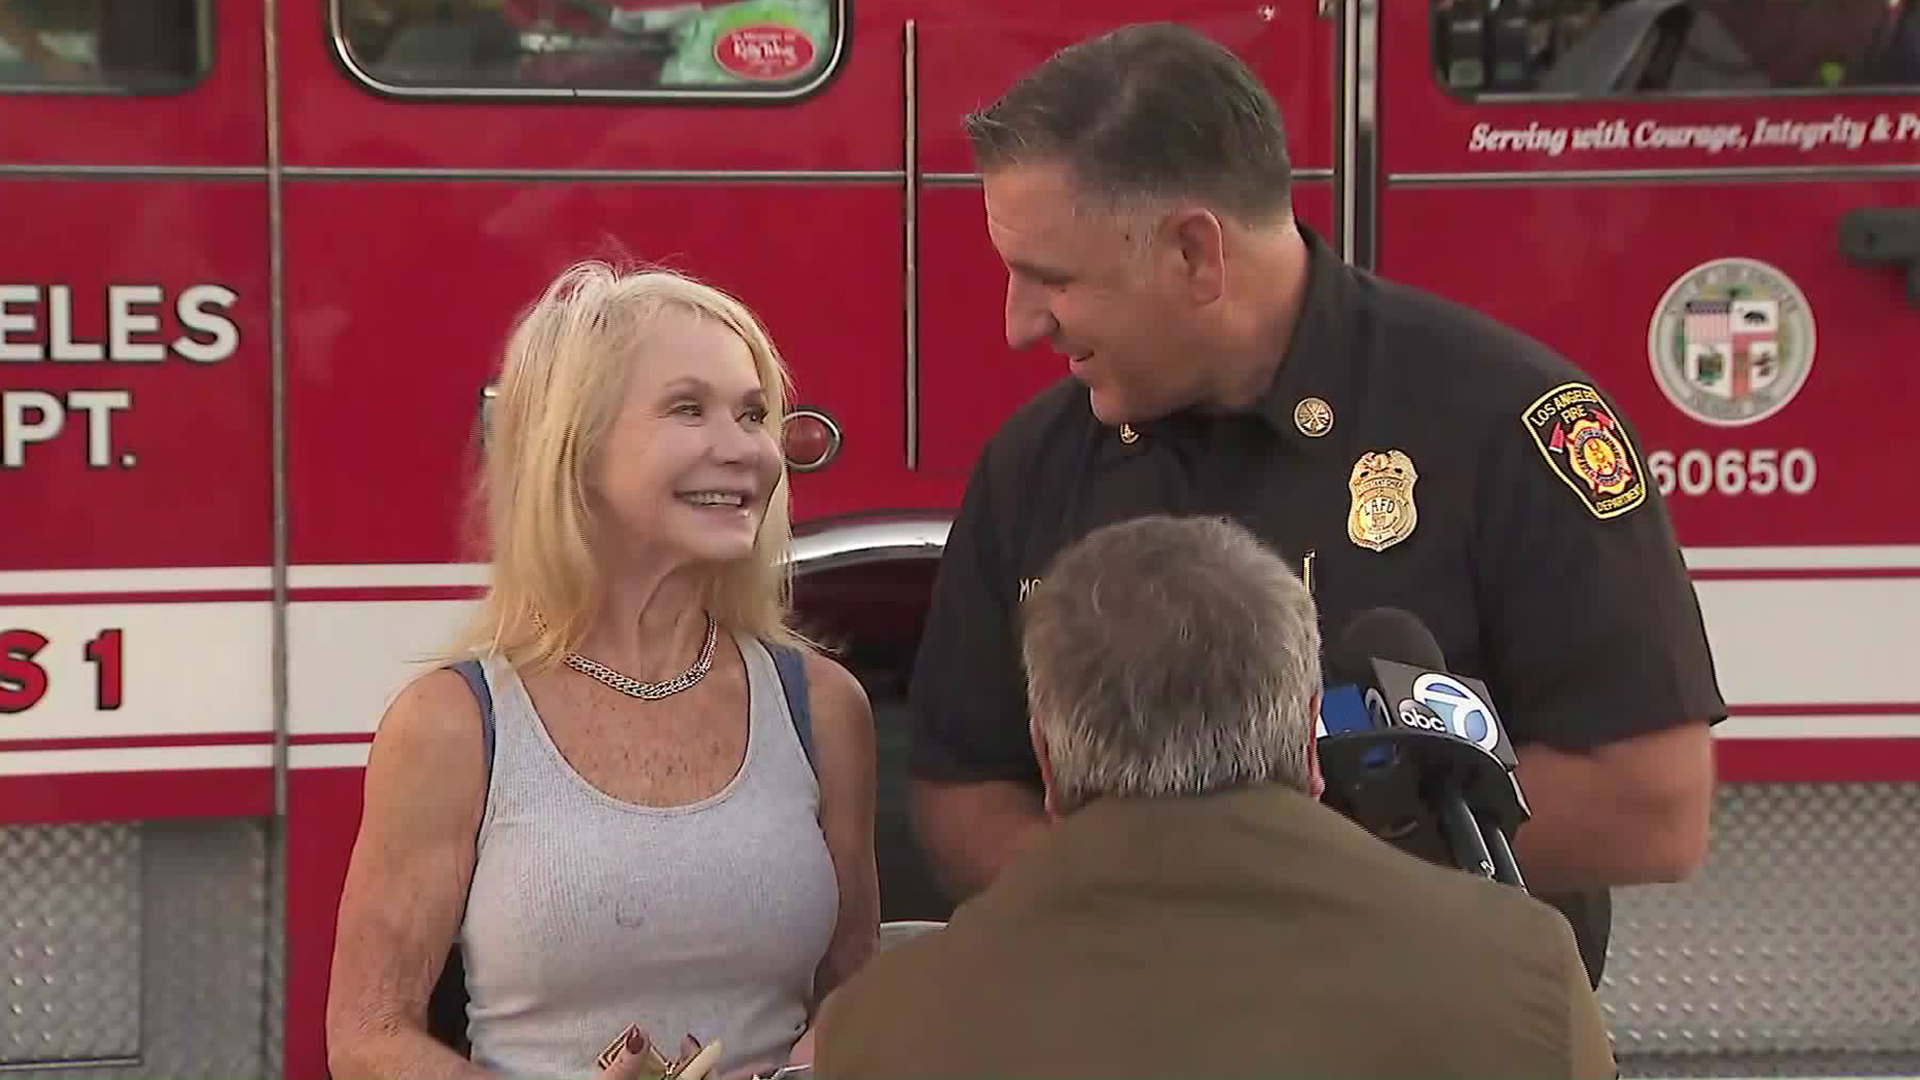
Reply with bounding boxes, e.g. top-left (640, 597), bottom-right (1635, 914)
top-left (1366, 670), bottom-right (1514, 768)
top-left (1316, 608), bottom-right (1529, 887)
